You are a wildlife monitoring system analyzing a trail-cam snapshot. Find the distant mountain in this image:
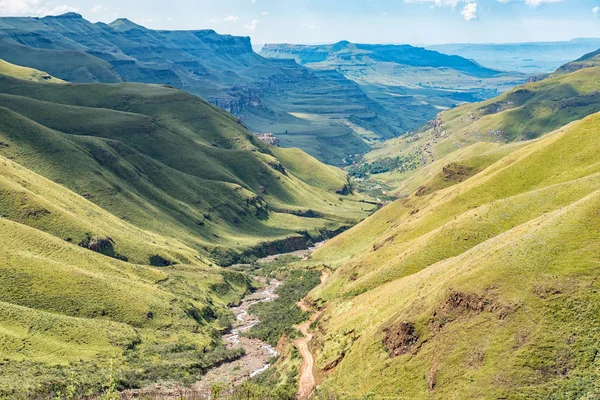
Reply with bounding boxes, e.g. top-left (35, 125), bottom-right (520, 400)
top-left (261, 41), bottom-right (501, 77)
top-left (428, 38), bottom-right (600, 73)
top-left (261, 41), bottom-right (526, 136)
top-left (354, 47), bottom-right (600, 198)
top-left (0, 13), bottom-right (402, 165)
